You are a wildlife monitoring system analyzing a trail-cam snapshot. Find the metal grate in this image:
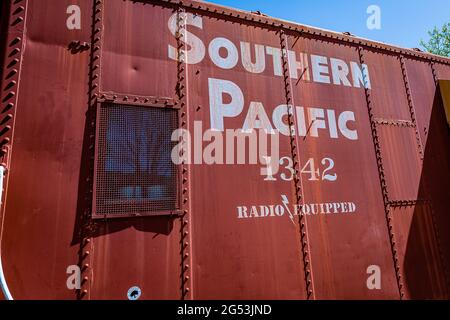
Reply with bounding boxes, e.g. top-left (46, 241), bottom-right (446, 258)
top-left (94, 103), bottom-right (179, 218)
